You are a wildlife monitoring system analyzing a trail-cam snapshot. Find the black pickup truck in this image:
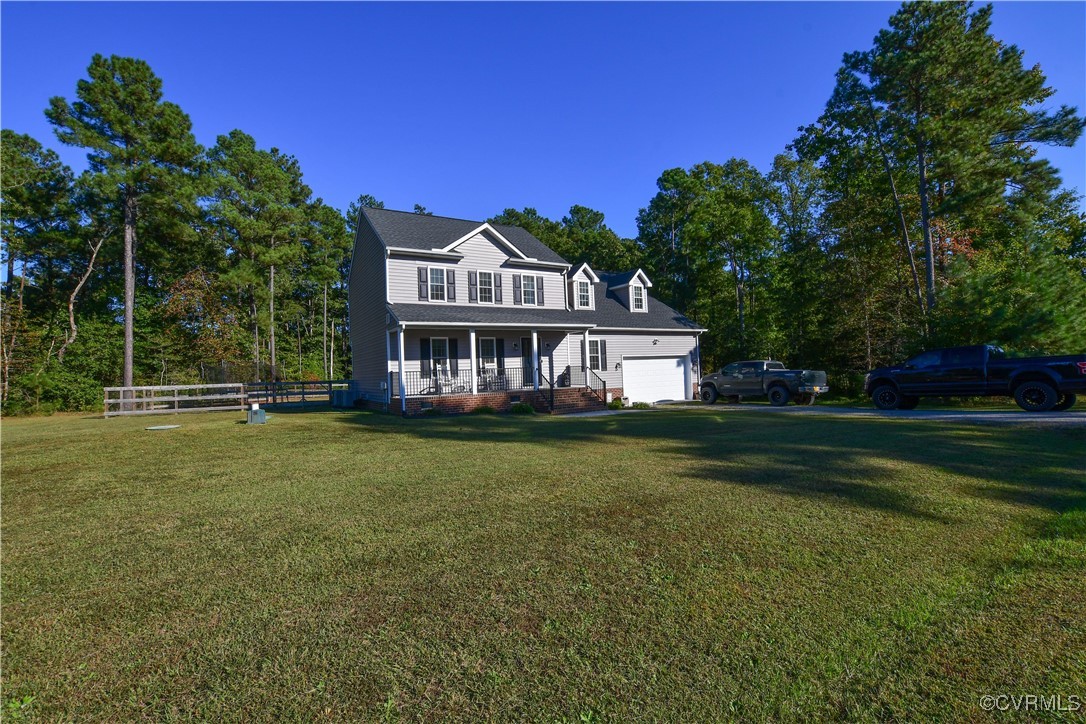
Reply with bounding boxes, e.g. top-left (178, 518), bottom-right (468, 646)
top-left (700, 360), bottom-right (829, 406)
top-left (864, 345), bottom-right (1086, 412)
